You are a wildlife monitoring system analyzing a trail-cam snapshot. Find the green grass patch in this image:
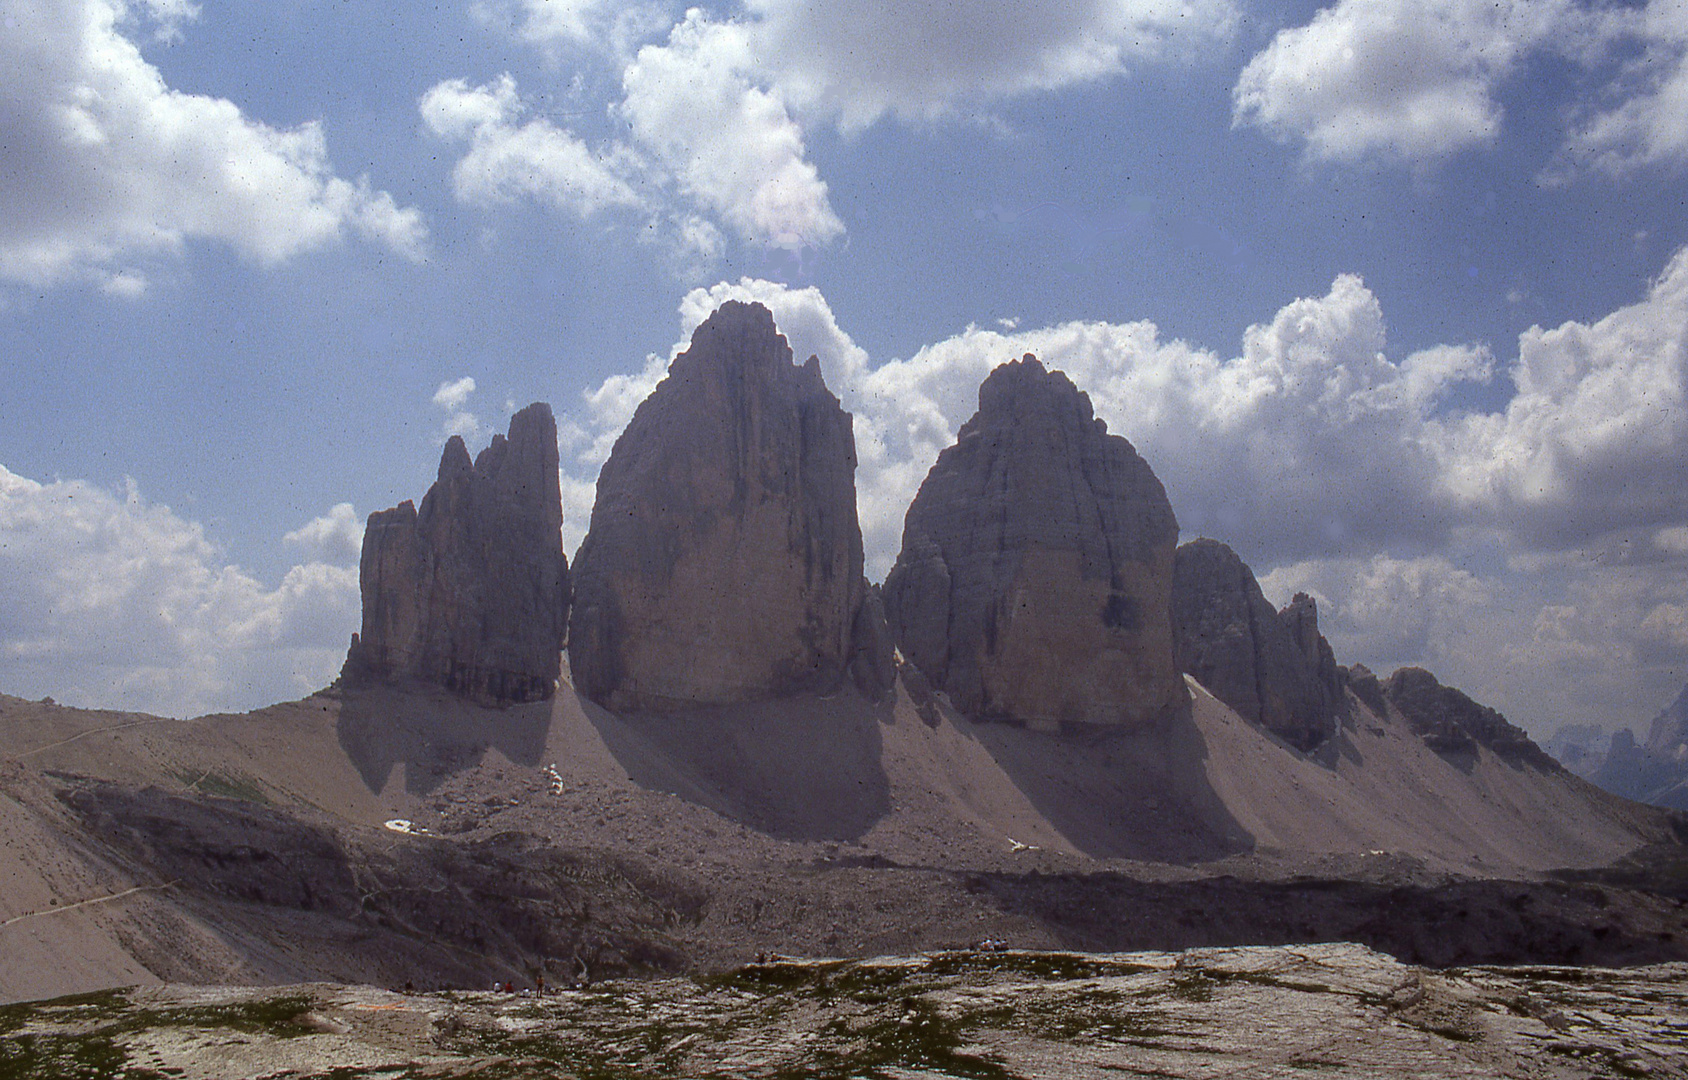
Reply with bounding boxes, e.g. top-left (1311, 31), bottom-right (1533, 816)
top-left (0, 990), bottom-right (319, 1080)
